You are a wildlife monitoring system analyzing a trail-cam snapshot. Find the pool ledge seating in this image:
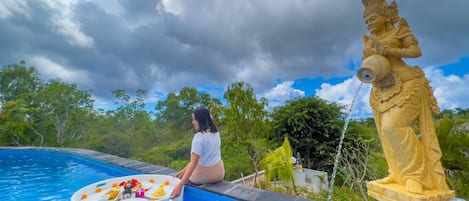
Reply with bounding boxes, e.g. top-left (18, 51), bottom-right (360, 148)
top-left (1, 147), bottom-right (313, 201)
